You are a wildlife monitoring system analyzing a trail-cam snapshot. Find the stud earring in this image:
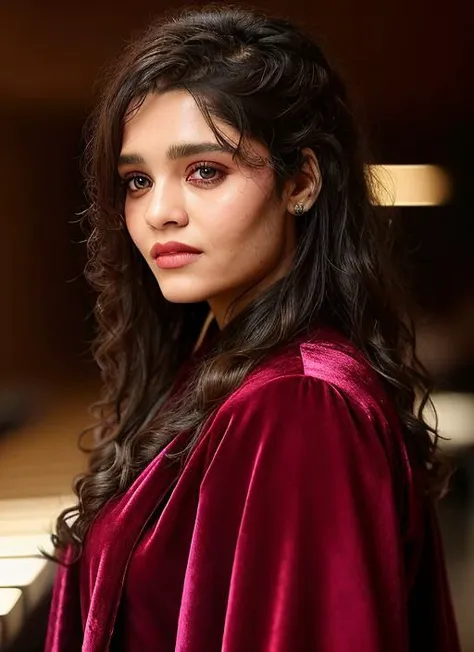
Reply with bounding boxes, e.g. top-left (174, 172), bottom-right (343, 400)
top-left (294, 203), bottom-right (305, 215)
